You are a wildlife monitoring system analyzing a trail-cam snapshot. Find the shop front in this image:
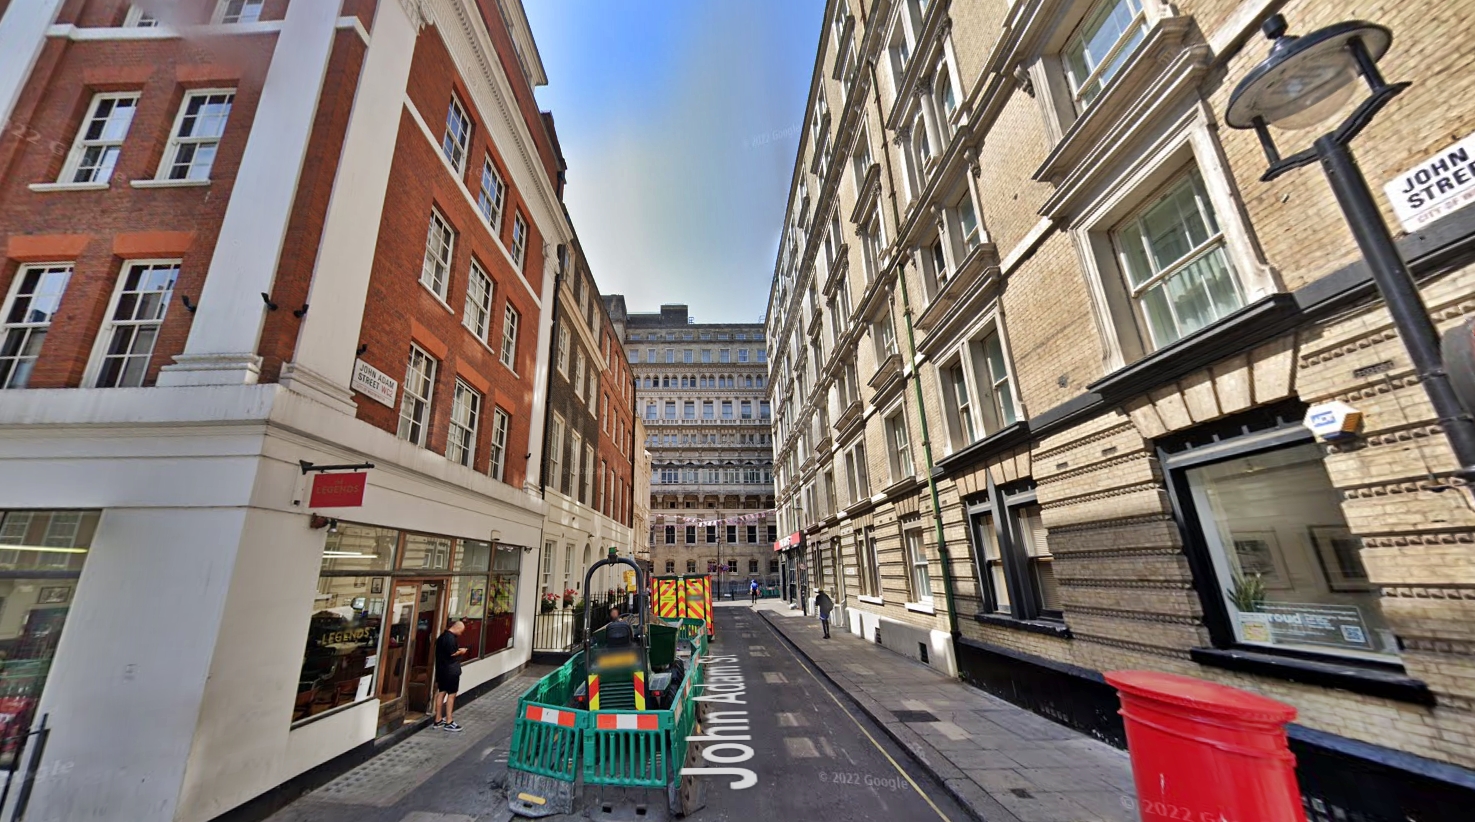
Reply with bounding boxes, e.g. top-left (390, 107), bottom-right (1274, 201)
top-left (296, 523), bottom-right (525, 735)
top-left (773, 531), bottom-right (805, 611)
